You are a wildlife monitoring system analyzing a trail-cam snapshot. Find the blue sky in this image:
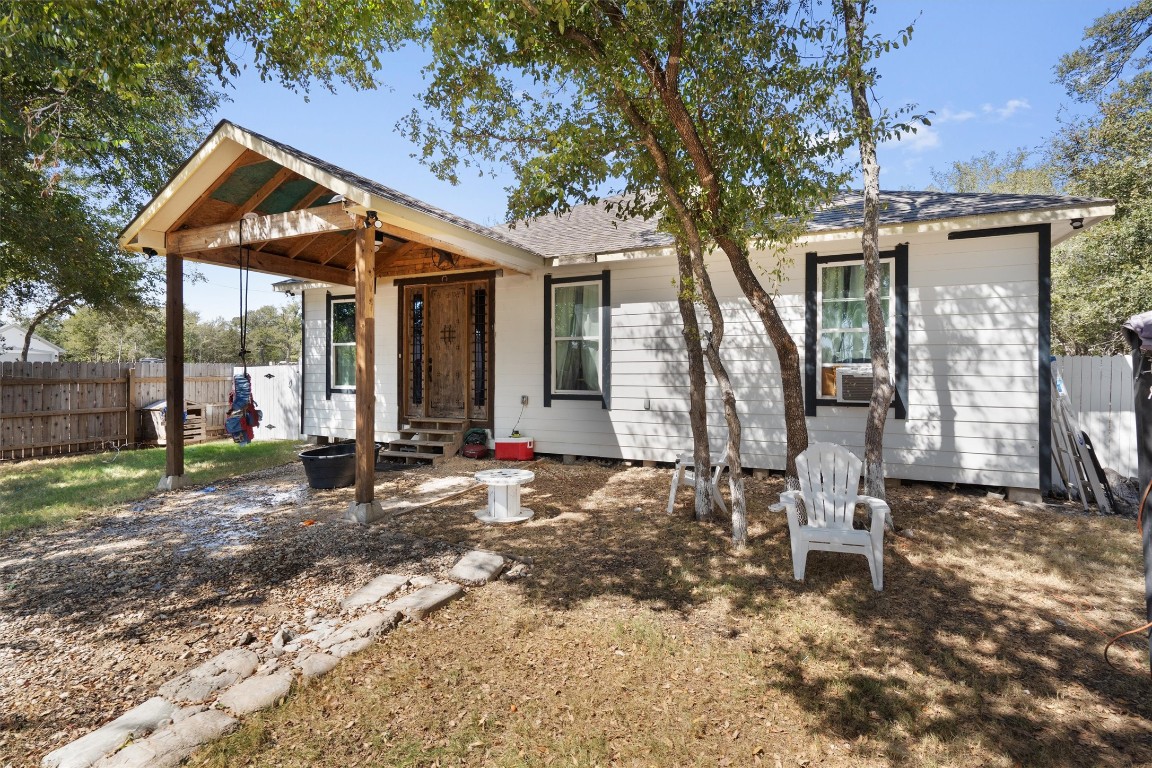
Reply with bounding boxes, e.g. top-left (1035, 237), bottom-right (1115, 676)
top-left (182, 0), bottom-right (1115, 321)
